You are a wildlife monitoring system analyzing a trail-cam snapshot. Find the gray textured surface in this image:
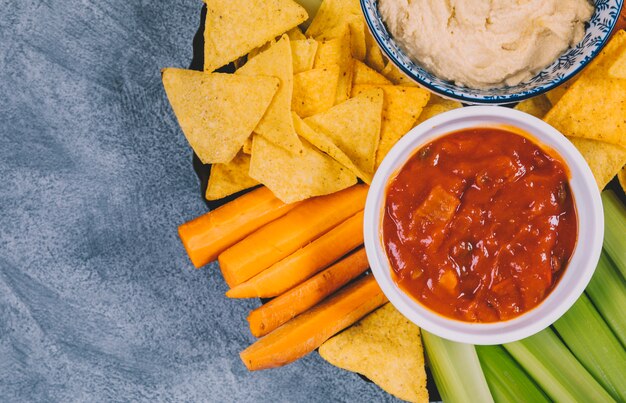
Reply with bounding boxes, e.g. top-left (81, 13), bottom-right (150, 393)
top-left (0, 1), bottom-right (398, 401)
